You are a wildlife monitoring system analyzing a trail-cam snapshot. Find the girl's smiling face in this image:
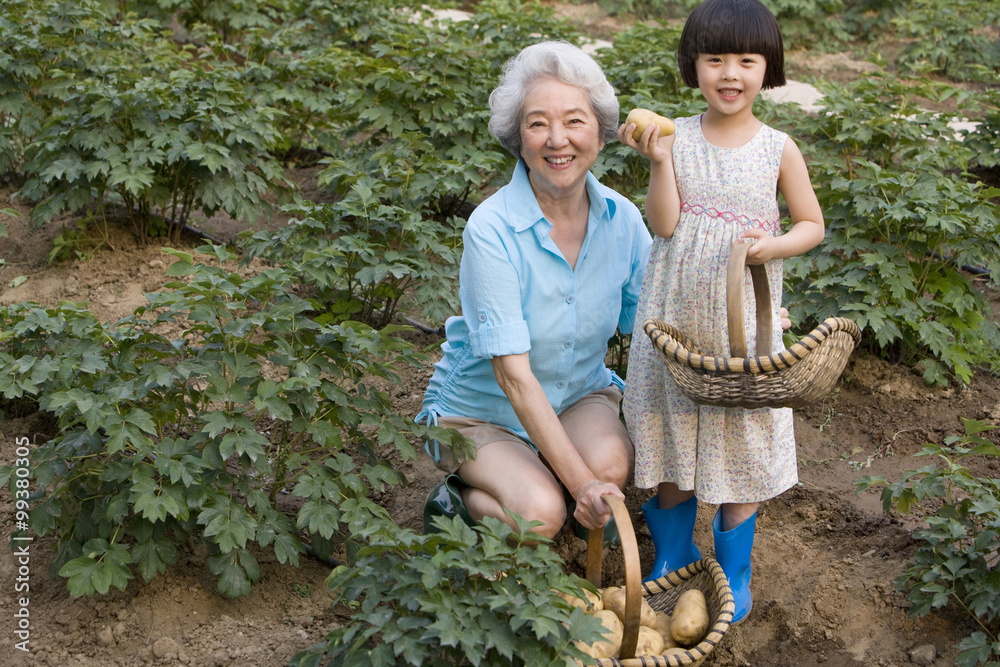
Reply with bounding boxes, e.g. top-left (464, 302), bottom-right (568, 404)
top-left (519, 76), bottom-right (603, 200)
top-left (695, 53), bottom-right (768, 117)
